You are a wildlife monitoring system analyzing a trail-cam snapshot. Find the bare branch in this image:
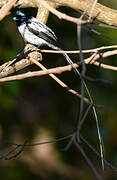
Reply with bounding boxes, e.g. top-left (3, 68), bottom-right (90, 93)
top-left (40, 45), bottom-right (117, 54)
top-left (0, 0), bottom-right (18, 21)
top-left (89, 0), bottom-right (98, 19)
top-left (51, 0), bottom-right (117, 26)
top-left (0, 45), bottom-right (42, 78)
top-left (1, 48), bottom-right (117, 81)
top-left (0, 0), bottom-right (117, 26)
top-left (33, 0), bottom-right (92, 25)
